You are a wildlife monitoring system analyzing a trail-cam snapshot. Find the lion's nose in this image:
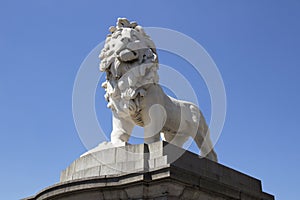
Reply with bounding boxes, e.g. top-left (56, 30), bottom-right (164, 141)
top-left (118, 49), bottom-right (138, 62)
